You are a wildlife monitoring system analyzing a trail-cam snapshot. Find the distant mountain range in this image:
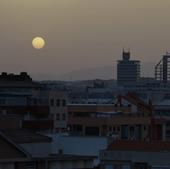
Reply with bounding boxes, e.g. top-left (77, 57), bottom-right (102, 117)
top-left (32, 62), bottom-right (156, 81)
